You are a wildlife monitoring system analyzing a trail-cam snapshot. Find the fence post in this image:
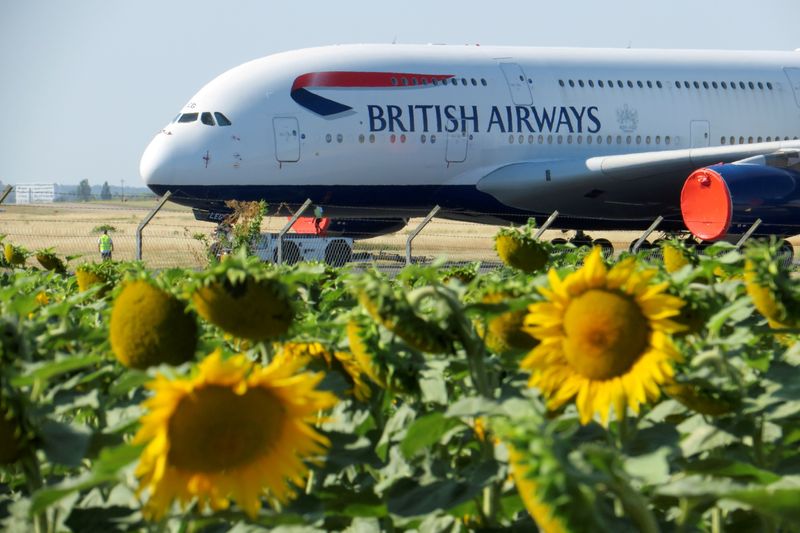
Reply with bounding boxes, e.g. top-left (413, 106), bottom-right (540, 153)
top-left (277, 199), bottom-right (312, 265)
top-left (533, 210), bottom-right (559, 240)
top-left (735, 219), bottom-right (762, 249)
top-left (136, 191), bottom-right (172, 261)
top-left (631, 215), bottom-right (664, 253)
top-left (406, 205), bottom-right (440, 266)
top-left (0, 185), bottom-right (12, 205)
